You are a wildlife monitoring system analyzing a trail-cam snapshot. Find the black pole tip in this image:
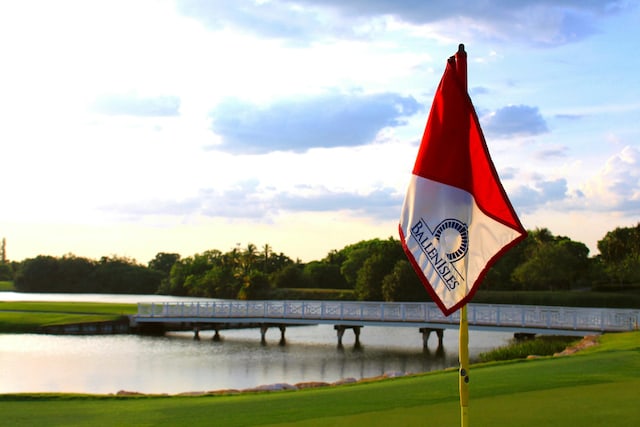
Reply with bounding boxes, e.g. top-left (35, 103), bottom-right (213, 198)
top-left (458, 43), bottom-right (465, 53)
